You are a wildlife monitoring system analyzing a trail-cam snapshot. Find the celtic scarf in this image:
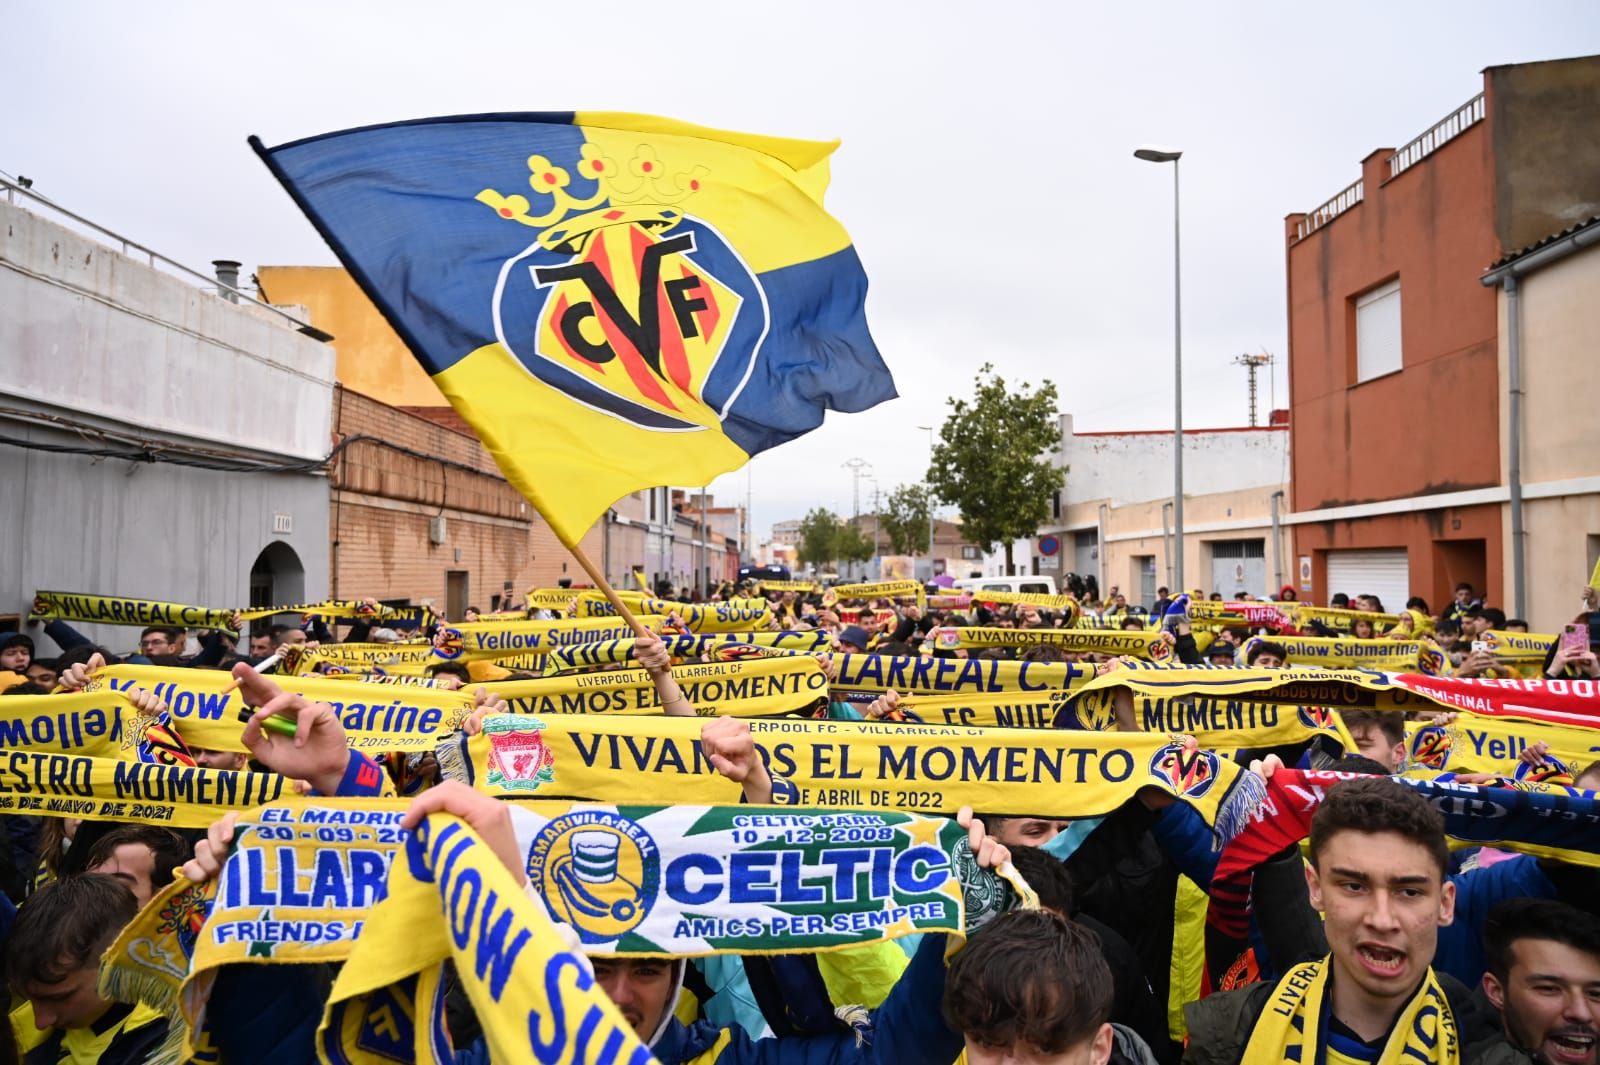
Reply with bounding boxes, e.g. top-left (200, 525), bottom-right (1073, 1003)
top-left (441, 712), bottom-right (1260, 828)
top-left (933, 625), bottom-right (1174, 660)
top-left (1403, 713), bottom-right (1598, 781)
top-left (102, 798), bottom-right (1034, 1062)
top-left (1242, 635), bottom-right (1449, 675)
top-left (1240, 957), bottom-right (1456, 1065)
top-left (486, 656), bottom-right (828, 718)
